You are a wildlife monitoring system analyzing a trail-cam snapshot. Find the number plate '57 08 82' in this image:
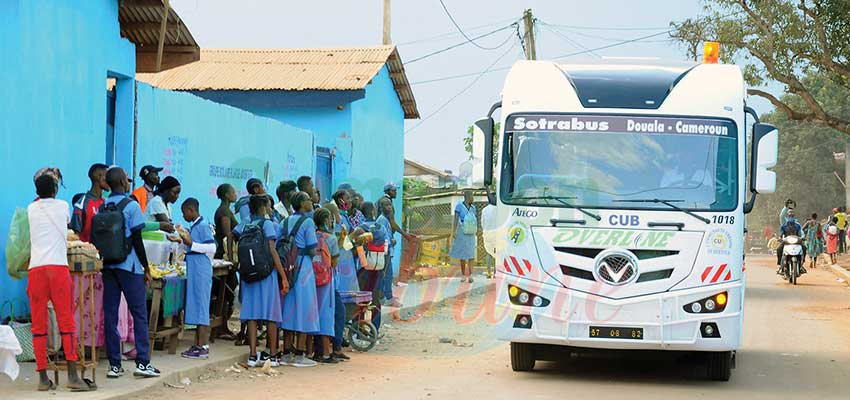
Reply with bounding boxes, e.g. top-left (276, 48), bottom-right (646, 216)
top-left (589, 326), bottom-right (644, 340)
